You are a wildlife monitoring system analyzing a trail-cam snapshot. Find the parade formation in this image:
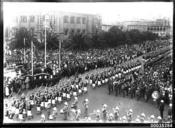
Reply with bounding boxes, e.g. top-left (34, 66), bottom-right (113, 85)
top-left (3, 38), bottom-right (173, 123)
